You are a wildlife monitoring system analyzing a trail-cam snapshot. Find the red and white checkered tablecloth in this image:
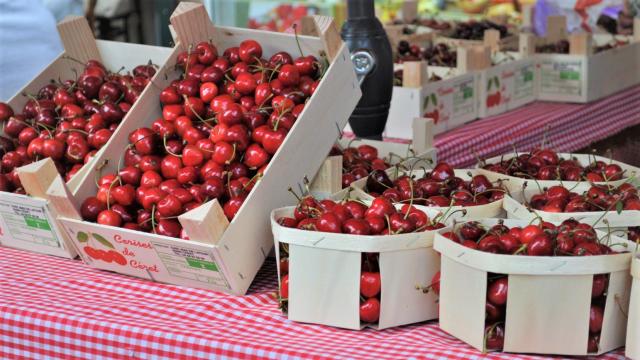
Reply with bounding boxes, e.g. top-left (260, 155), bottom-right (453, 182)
top-left (0, 247), bottom-right (627, 360)
top-left (434, 85), bottom-right (640, 168)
